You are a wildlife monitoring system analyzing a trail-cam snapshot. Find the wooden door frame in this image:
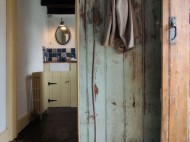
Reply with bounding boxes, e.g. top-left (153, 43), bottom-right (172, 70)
top-left (75, 0), bottom-right (80, 141)
top-left (0, 0), bottom-right (18, 141)
top-left (161, 0), bottom-right (169, 140)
